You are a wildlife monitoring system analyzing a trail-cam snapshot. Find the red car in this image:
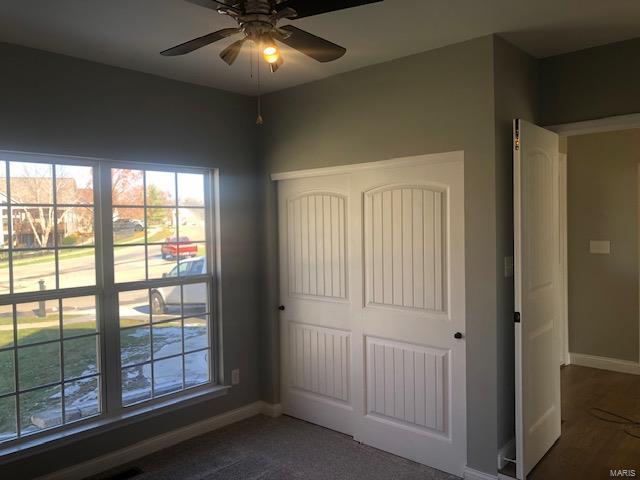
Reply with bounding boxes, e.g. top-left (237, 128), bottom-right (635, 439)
top-left (161, 236), bottom-right (198, 260)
